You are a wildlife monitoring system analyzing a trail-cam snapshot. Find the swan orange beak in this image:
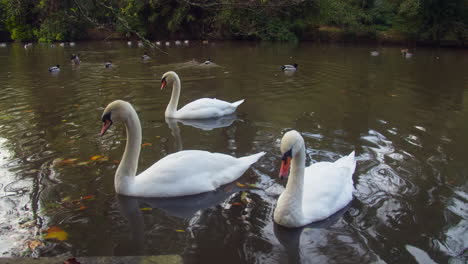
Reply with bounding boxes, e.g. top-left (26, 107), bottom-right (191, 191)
top-left (100, 120), bottom-right (112, 136)
top-left (279, 157), bottom-right (291, 180)
top-left (160, 80), bottom-right (167, 90)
